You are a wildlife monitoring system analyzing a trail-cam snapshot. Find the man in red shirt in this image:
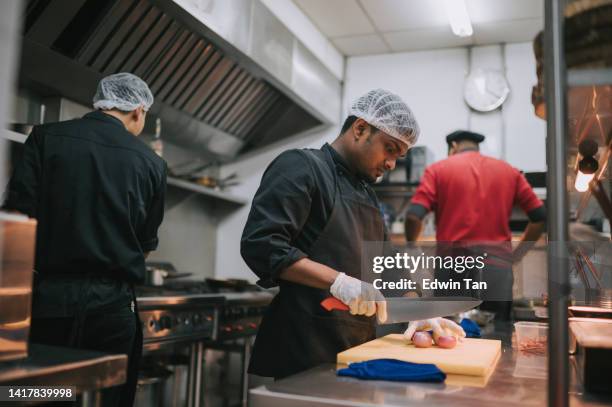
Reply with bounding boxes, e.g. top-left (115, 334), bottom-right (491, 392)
top-left (404, 130), bottom-right (546, 319)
